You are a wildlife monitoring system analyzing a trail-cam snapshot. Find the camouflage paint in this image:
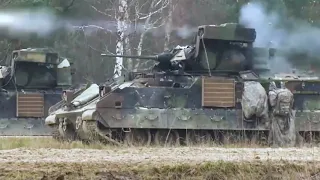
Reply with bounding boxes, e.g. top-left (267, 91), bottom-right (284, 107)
top-left (47, 72), bottom-right (320, 136)
top-left (197, 23), bottom-right (256, 42)
top-left (85, 72), bottom-right (320, 132)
